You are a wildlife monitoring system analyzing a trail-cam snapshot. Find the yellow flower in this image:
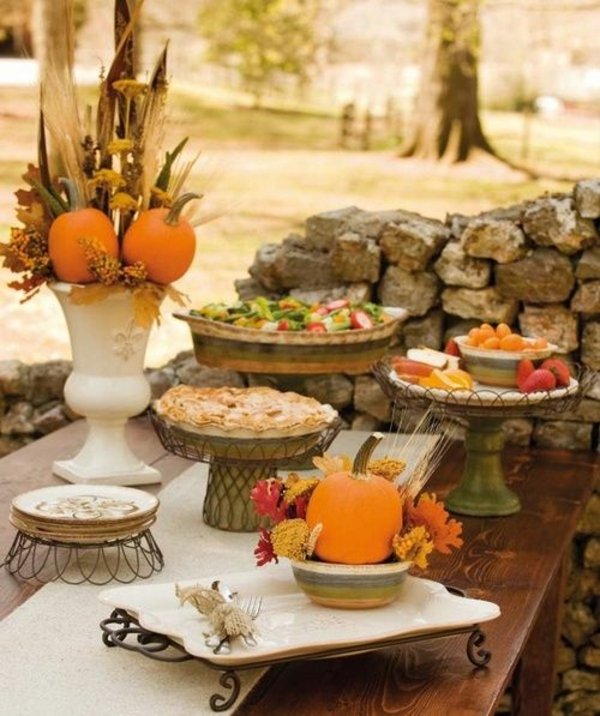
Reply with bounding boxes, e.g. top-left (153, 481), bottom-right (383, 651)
top-left (112, 79), bottom-right (148, 99)
top-left (283, 475), bottom-right (319, 504)
top-left (392, 526), bottom-right (434, 570)
top-left (368, 457), bottom-right (406, 482)
top-left (88, 169), bottom-right (126, 190)
top-left (107, 139), bottom-right (134, 155)
top-left (109, 192), bottom-right (138, 212)
top-left (270, 519), bottom-right (310, 561)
